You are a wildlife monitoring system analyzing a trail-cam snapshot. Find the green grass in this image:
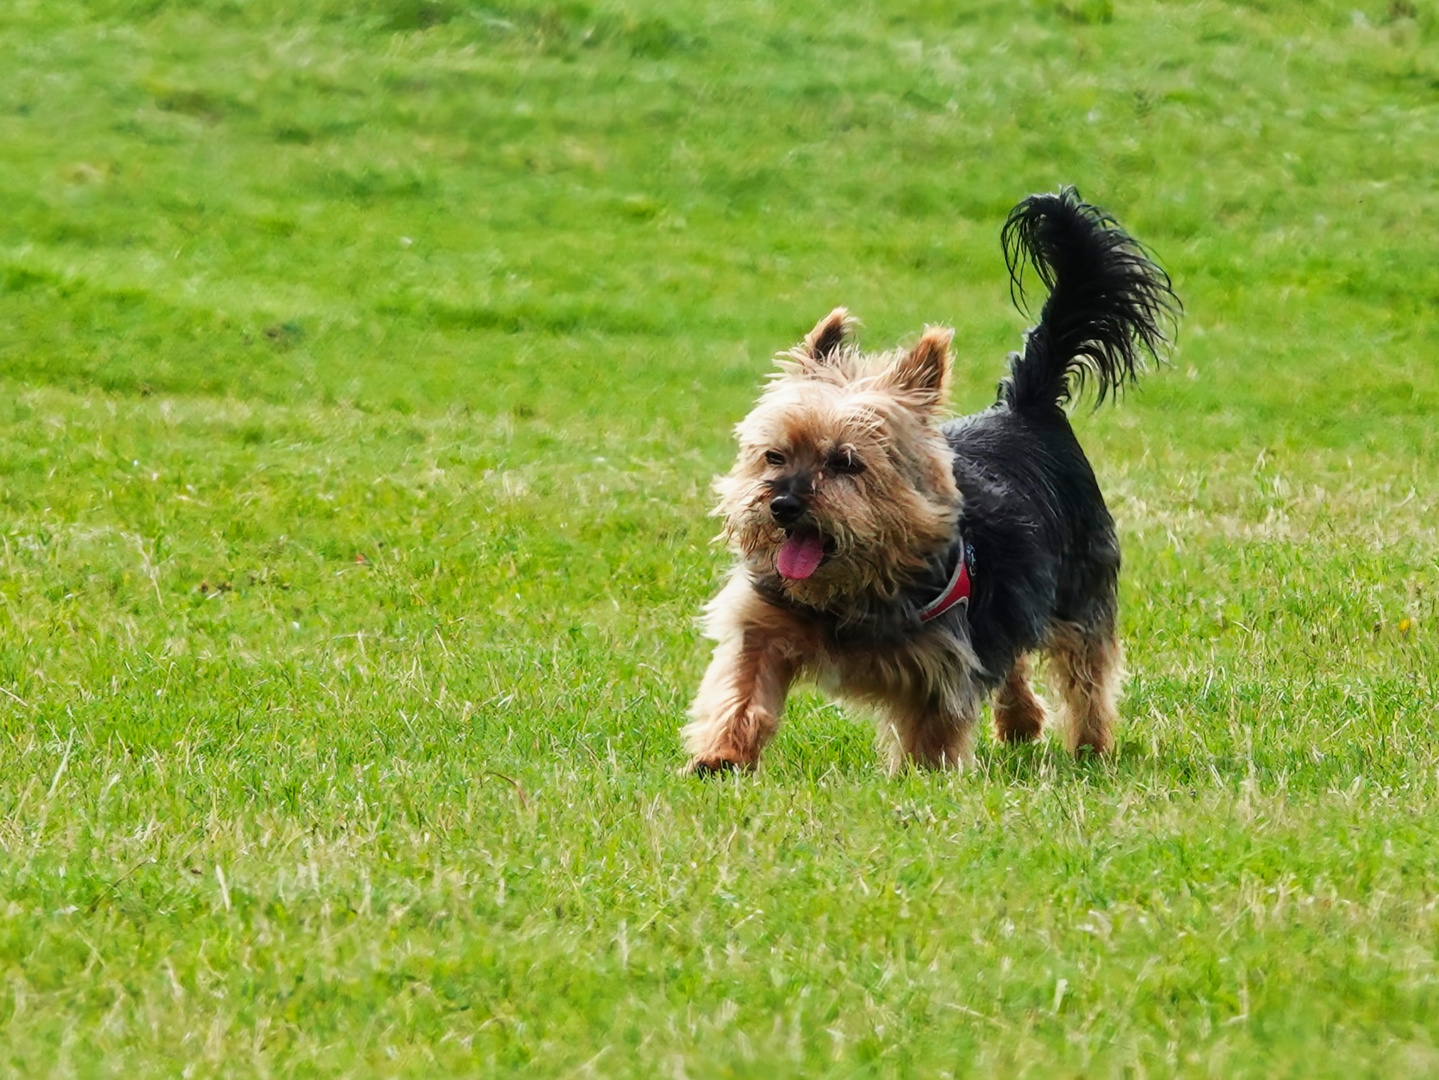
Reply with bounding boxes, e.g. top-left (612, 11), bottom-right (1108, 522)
top-left (1, 0), bottom-right (1438, 1074)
